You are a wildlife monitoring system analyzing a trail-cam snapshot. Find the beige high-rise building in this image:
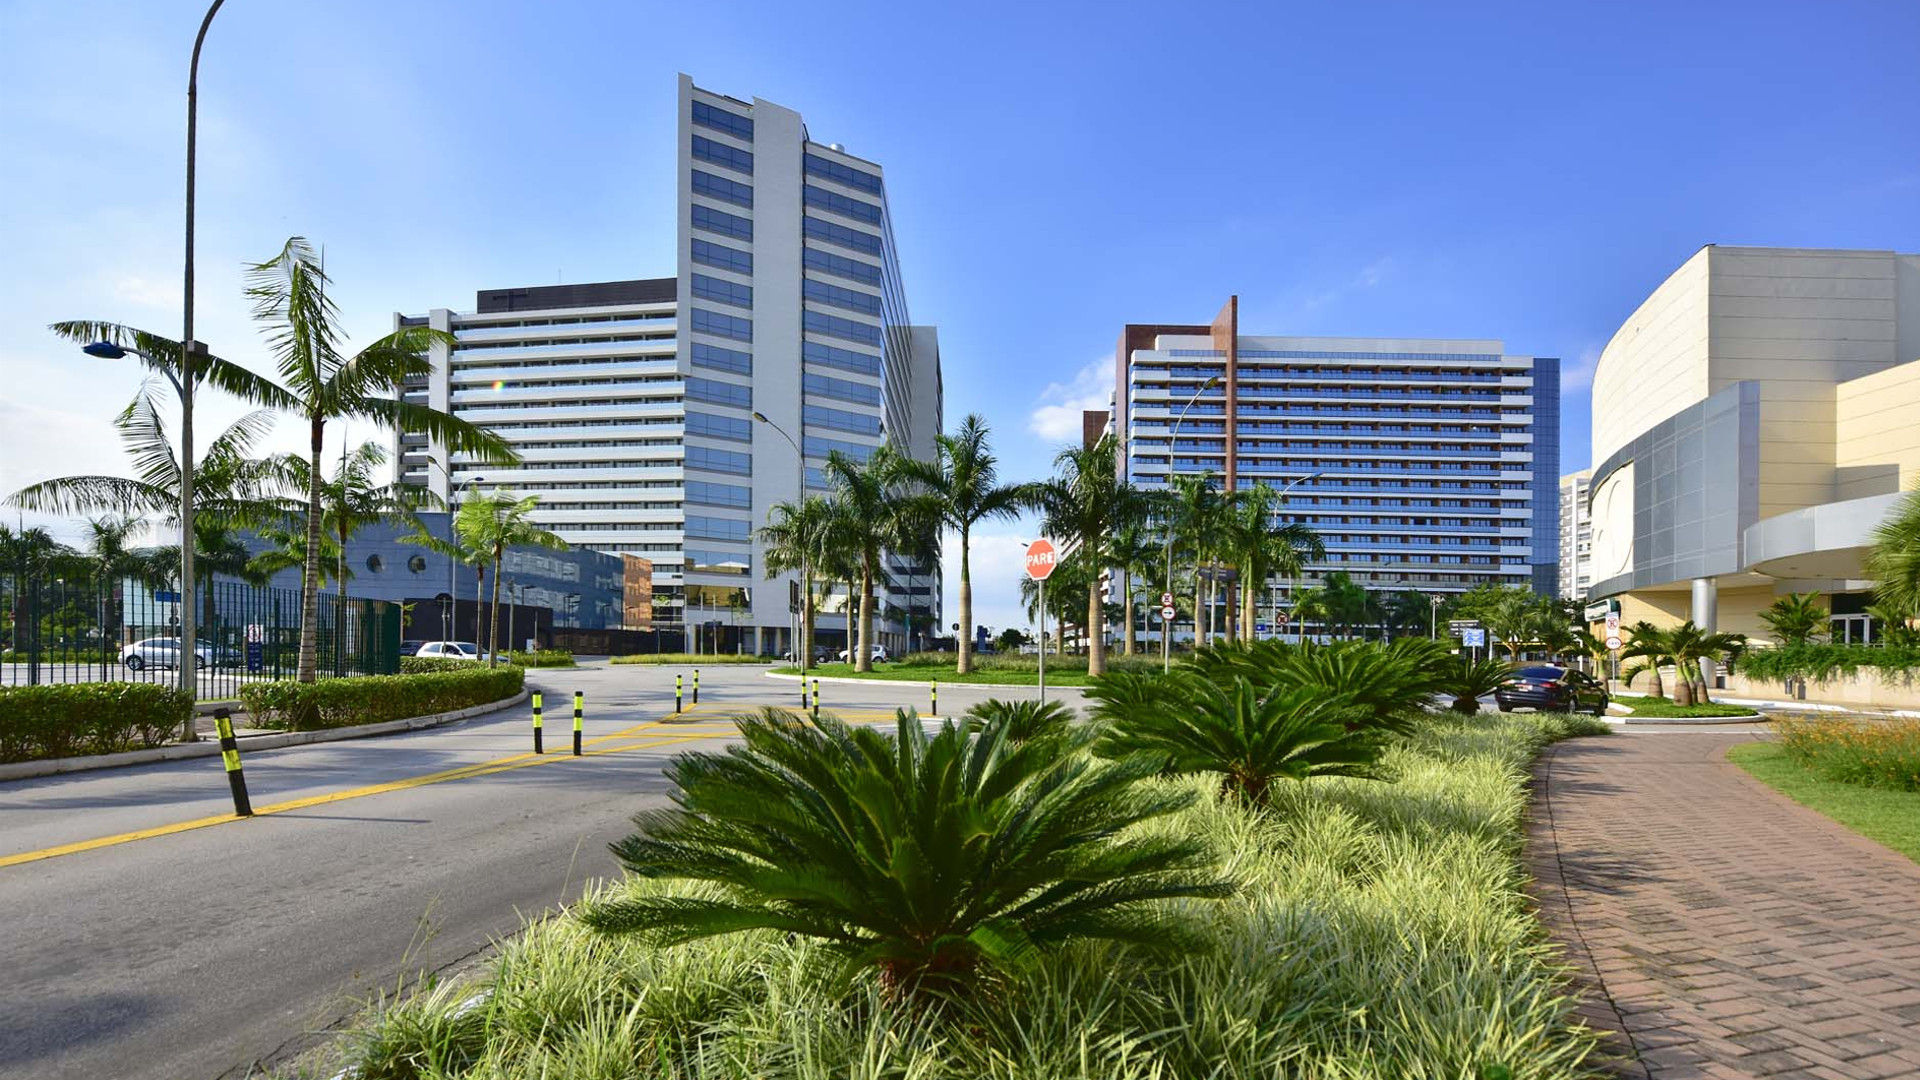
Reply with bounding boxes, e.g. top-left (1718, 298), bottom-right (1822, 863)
top-left (1559, 469), bottom-right (1592, 600)
top-left (1588, 245), bottom-right (1920, 644)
